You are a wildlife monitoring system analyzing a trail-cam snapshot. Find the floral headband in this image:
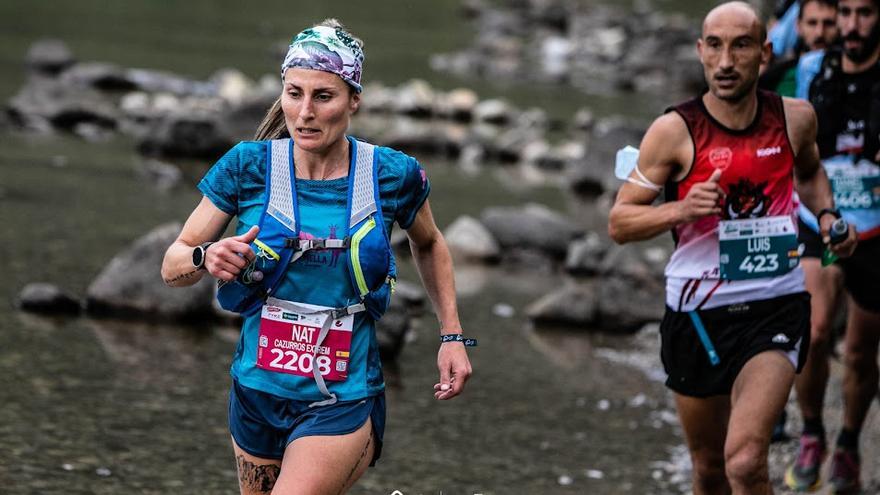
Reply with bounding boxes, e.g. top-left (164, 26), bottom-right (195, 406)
top-left (281, 25), bottom-right (364, 93)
